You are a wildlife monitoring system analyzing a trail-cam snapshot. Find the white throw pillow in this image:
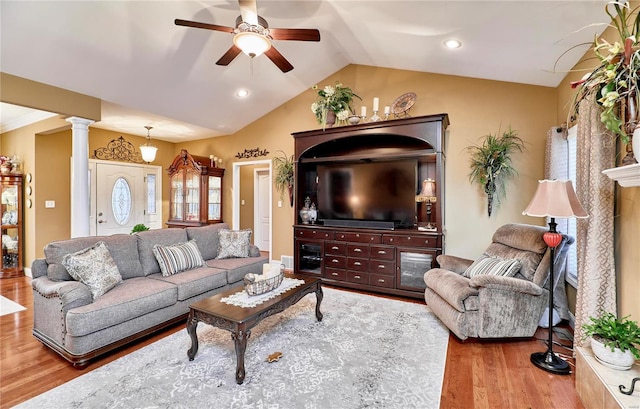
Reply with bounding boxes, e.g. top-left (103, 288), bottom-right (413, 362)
top-left (152, 240), bottom-right (204, 277)
top-left (216, 229), bottom-right (252, 259)
top-left (62, 241), bottom-right (122, 300)
top-left (463, 254), bottom-right (522, 278)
